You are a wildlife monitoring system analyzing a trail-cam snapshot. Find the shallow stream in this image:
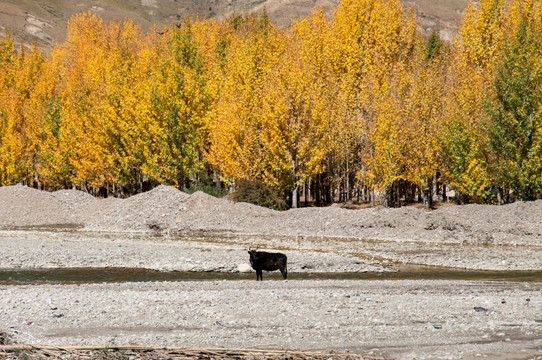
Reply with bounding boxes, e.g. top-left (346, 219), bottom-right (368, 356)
top-left (1, 267), bottom-right (541, 285)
